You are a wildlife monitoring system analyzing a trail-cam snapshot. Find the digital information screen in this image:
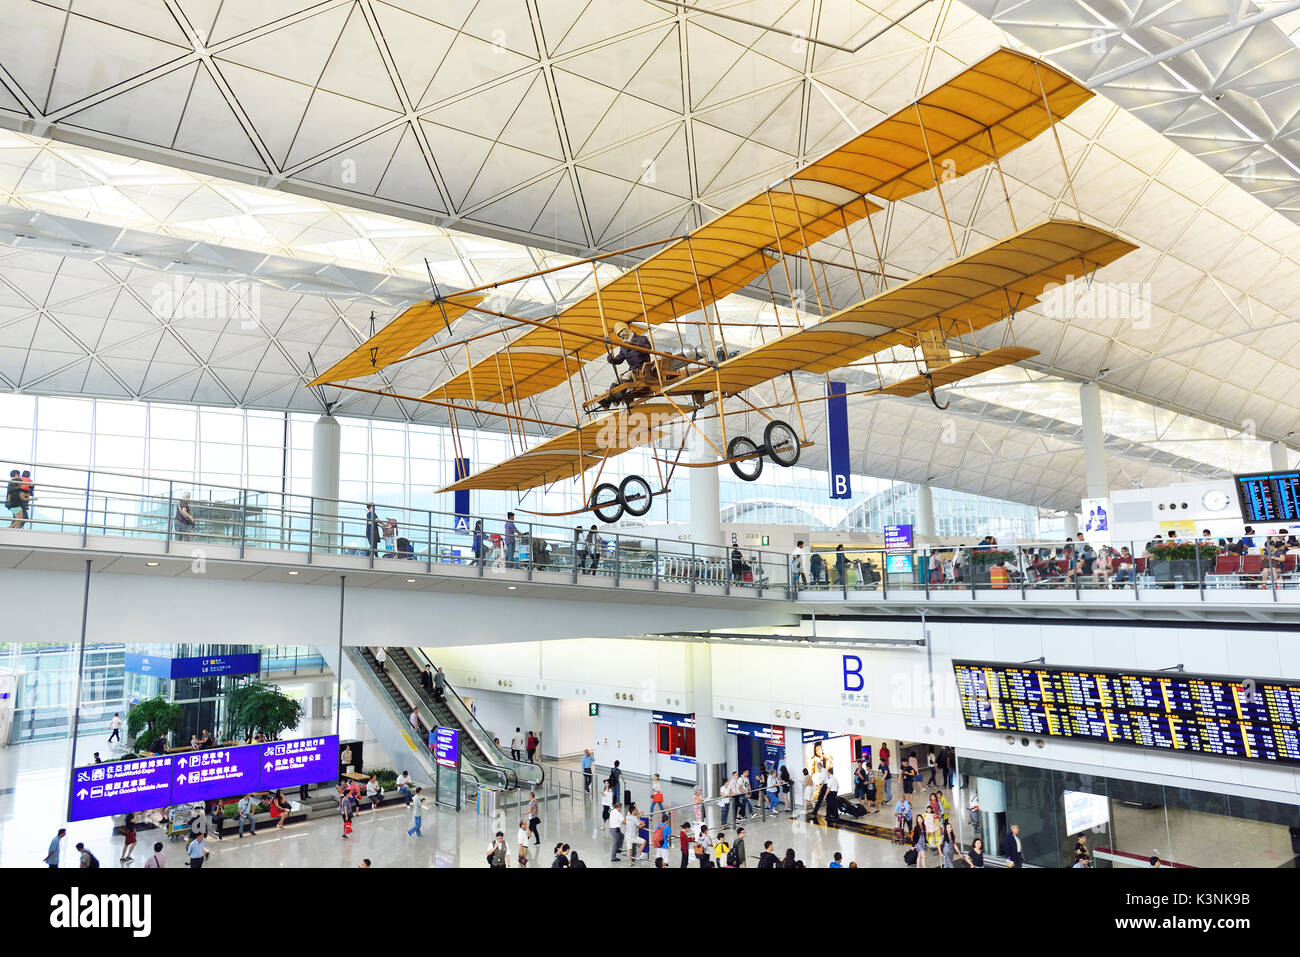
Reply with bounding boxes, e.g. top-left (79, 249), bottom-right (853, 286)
top-left (883, 524), bottom-right (913, 550)
top-left (434, 728), bottom-right (459, 770)
top-left (67, 735), bottom-right (339, 821)
top-left (1063, 789), bottom-right (1110, 835)
top-left (1235, 471), bottom-right (1300, 523)
top-left (953, 660), bottom-right (1300, 767)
